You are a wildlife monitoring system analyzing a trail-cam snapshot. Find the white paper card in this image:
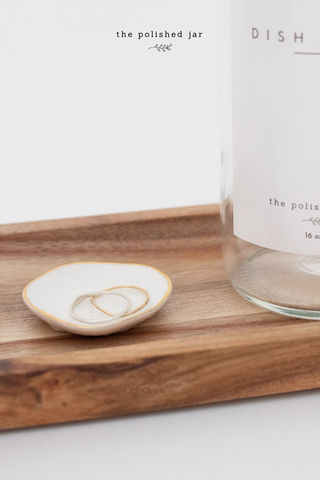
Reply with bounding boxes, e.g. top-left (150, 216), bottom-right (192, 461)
top-left (232, 0), bottom-right (320, 255)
